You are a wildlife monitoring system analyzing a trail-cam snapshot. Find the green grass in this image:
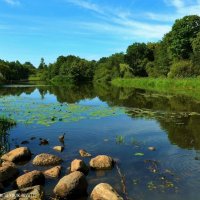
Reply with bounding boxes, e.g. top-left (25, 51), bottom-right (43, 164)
top-left (112, 78), bottom-right (200, 101)
top-left (28, 75), bottom-right (43, 81)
